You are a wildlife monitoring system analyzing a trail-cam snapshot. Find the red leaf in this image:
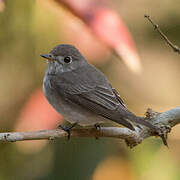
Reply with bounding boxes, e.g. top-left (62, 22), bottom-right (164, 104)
top-left (88, 8), bottom-right (142, 72)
